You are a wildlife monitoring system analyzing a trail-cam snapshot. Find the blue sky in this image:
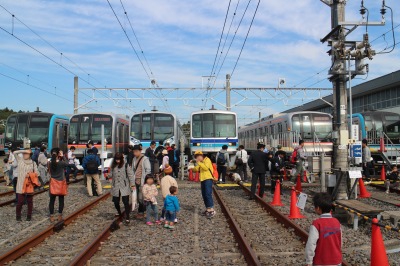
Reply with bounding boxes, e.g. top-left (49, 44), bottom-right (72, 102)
top-left (0, 0), bottom-right (399, 125)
